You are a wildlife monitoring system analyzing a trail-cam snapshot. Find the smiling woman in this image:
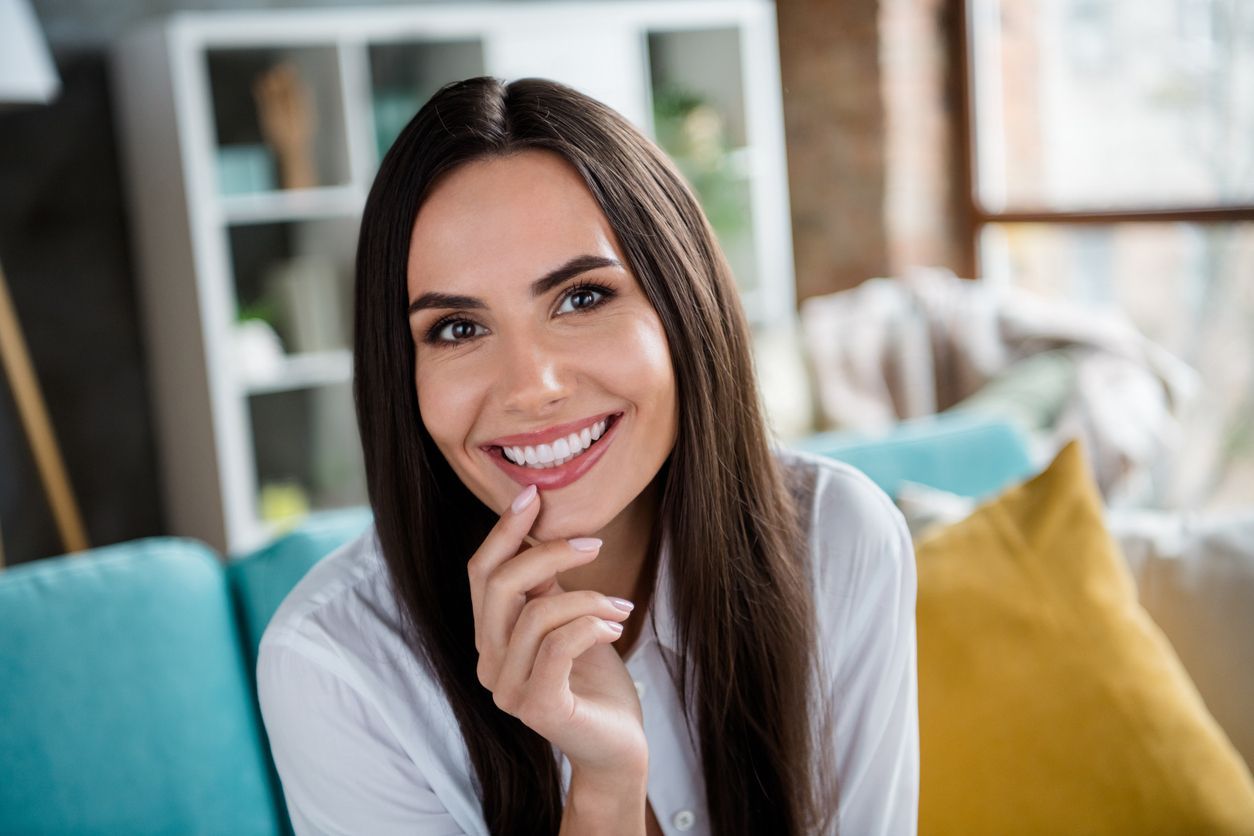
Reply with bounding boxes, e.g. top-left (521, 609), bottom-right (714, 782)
top-left (406, 149), bottom-right (678, 539)
top-left (255, 76), bottom-right (919, 836)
